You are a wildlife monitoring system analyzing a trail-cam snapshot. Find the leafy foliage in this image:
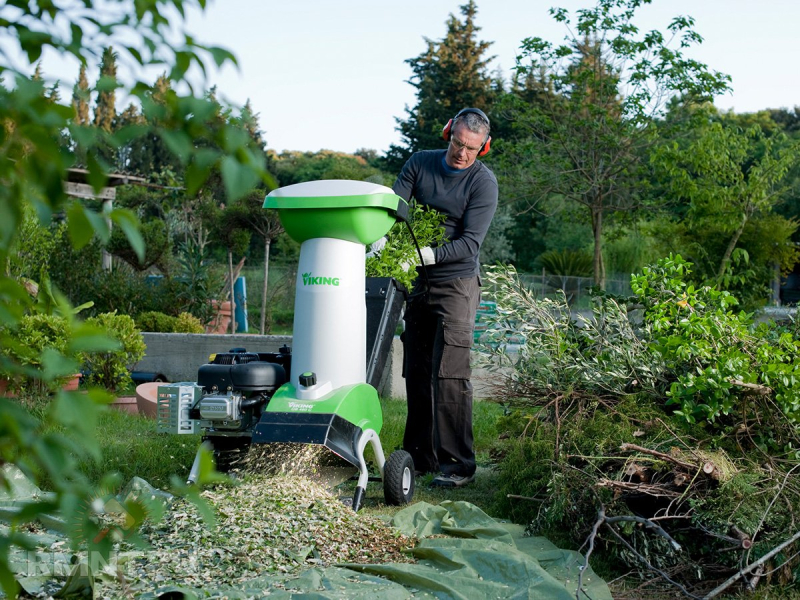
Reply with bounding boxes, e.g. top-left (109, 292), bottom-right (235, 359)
top-left (649, 109), bottom-right (800, 304)
top-left (480, 263), bottom-right (662, 401)
top-left (365, 203), bottom-right (447, 291)
top-left (483, 255), bottom-right (800, 434)
top-left (81, 312), bottom-right (146, 392)
top-left (484, 259), bottom-right (800, 593)
top-left (136, 311), bottom-right (204, 333)
top-left (270, 150), bottom-right (391, 187)
top-left (0, 0), bottom-right (262, 593)
top-left (537, 248), bottom-right (593, 277)
top-left (633, 254), bottom-right (800, 429)
top-left (0, 313), bottom-right (78, 394)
